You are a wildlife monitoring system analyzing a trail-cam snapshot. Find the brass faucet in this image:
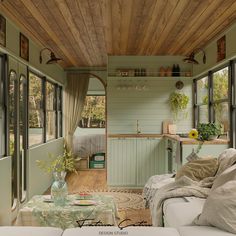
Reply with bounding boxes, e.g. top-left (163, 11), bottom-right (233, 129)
top-left (137, 120), bottom-right (141, 134)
